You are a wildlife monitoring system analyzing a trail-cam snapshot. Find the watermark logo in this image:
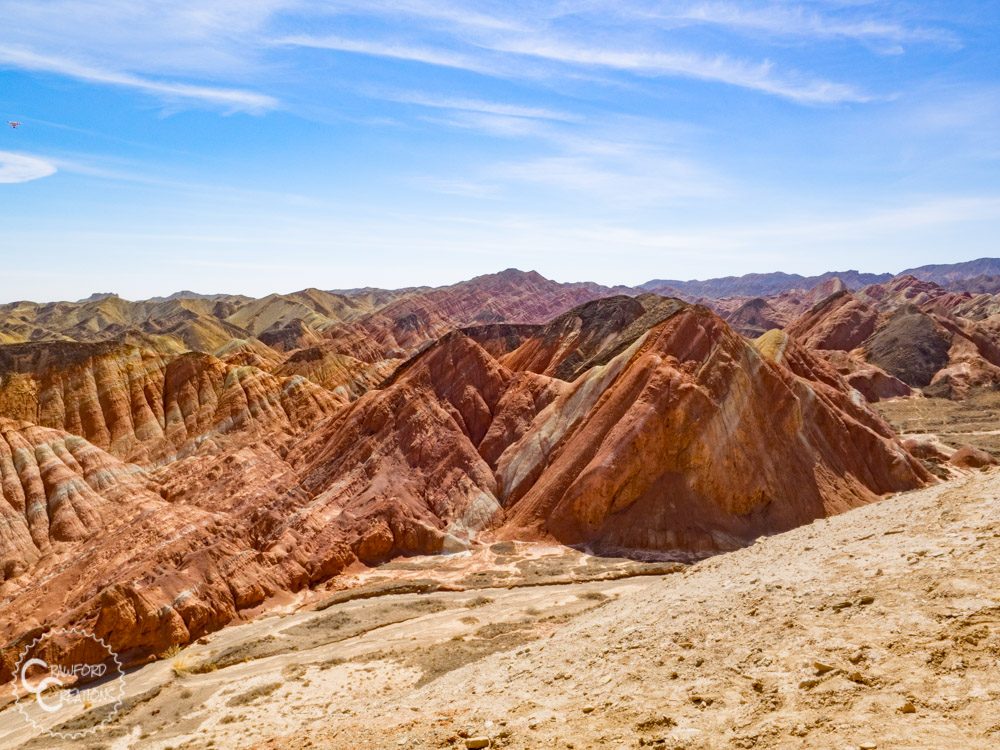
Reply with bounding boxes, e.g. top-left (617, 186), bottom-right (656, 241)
top-left (12, 628), bottom-right (125, 740)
